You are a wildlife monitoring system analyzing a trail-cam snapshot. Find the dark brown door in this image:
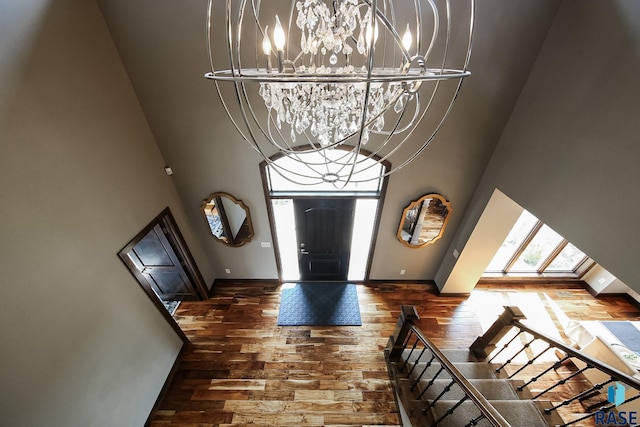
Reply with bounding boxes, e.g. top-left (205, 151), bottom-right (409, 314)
top-left (126, 224), bottom-right (199, 301)
top-left (119, 208), bottom-right (207, 343)
top-left (119, 208), bottom-right (207, 303)
top-left (294, 198), bottom-right (355, 281)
